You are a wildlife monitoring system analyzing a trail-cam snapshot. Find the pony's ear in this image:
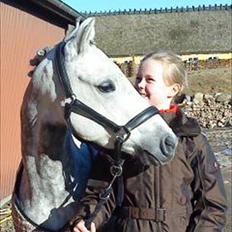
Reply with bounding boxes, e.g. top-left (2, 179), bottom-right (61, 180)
top-left (64, 17), bottom-right (82, 42)
top-left (75, 17), bottom-right (95, 54)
